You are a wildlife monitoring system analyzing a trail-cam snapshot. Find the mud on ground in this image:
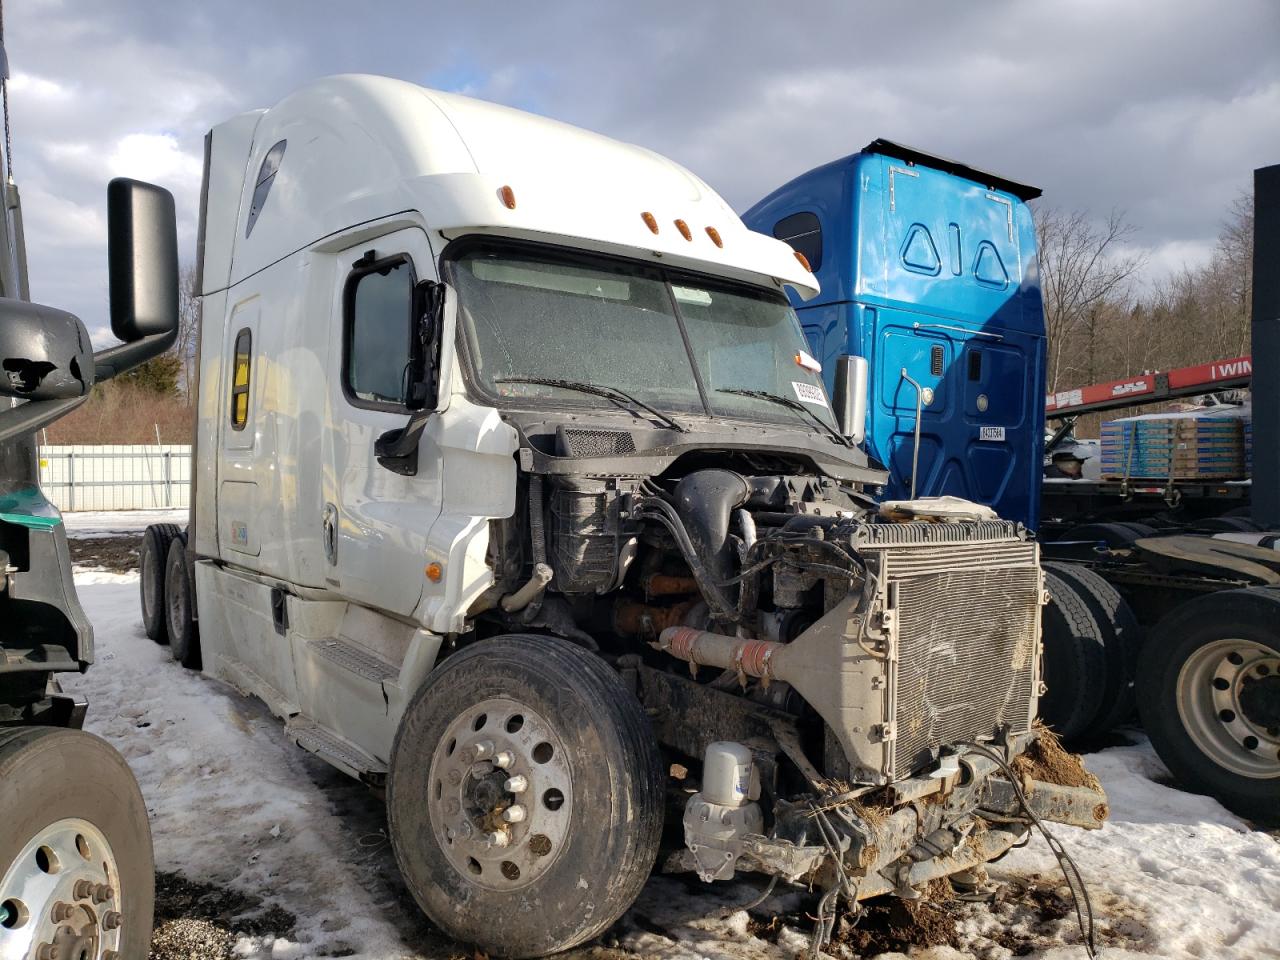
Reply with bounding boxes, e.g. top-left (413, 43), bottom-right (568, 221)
top-left (150, 872), bottom-right (298, 960)
top-left (69, 533), bottom-right (141, 573)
